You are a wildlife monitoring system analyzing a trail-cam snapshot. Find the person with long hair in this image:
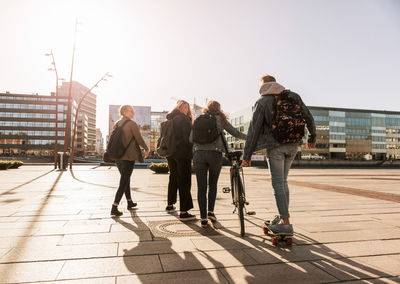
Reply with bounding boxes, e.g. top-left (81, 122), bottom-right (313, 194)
top-left (165, 100), bottom-right (195, 221)
top-left (111, 105), bottom-right (149, 217)
top-left (193, 100), bottom-right (246, 228)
